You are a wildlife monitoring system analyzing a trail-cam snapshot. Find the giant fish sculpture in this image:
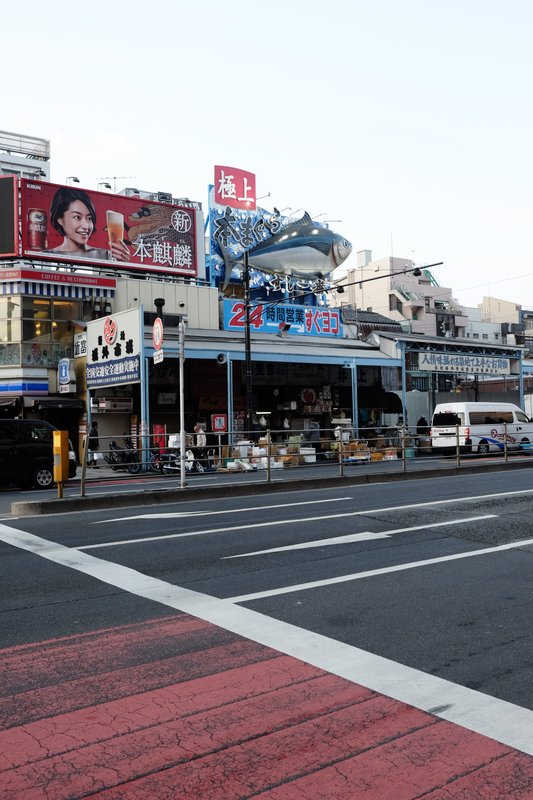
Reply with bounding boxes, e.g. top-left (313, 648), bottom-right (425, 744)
top-left (223, 212), bottom-right (352, 283)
